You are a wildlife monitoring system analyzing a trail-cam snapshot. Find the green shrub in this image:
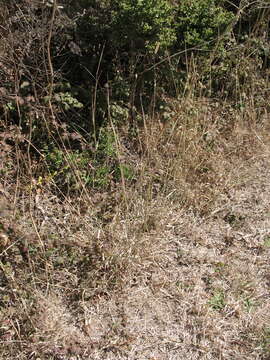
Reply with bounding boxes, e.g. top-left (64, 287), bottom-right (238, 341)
top-left (174, 0), bottom-right (234, 50)
top-left (111, 0), bottom-right (176, 53)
